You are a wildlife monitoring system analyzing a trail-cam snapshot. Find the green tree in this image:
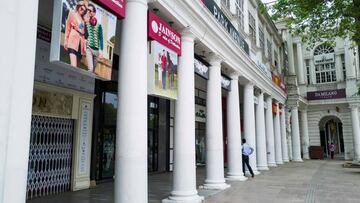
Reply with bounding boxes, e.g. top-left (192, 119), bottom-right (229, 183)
top-left (269, 0), bottom-right (360, 46)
